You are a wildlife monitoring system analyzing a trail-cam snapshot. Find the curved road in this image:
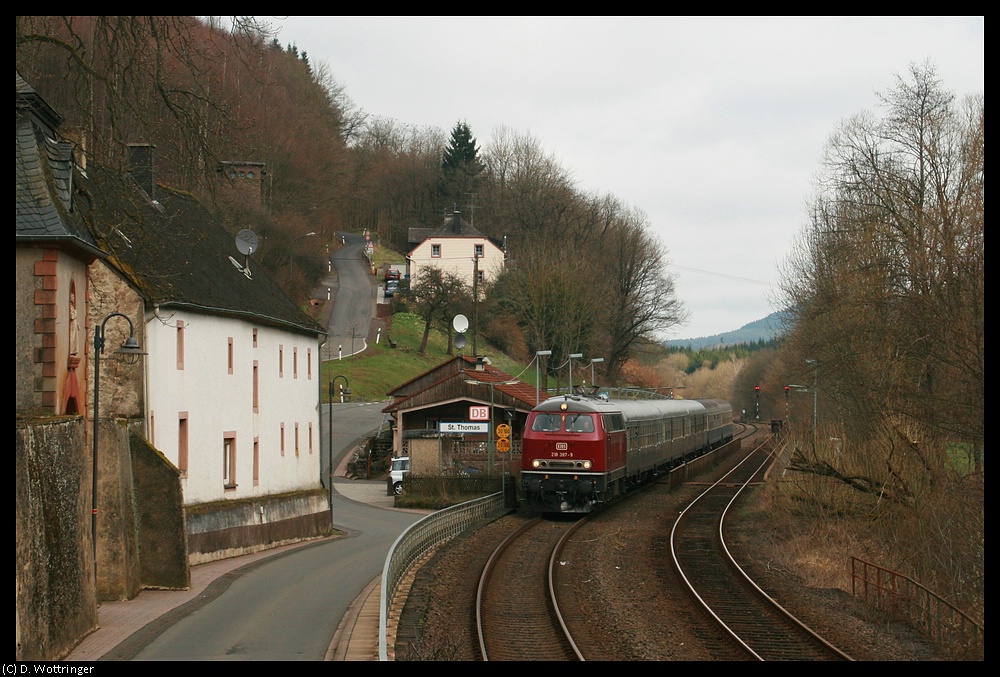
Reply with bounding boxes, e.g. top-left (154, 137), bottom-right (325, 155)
top-left (323, 232), bottom-right (377, 361)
